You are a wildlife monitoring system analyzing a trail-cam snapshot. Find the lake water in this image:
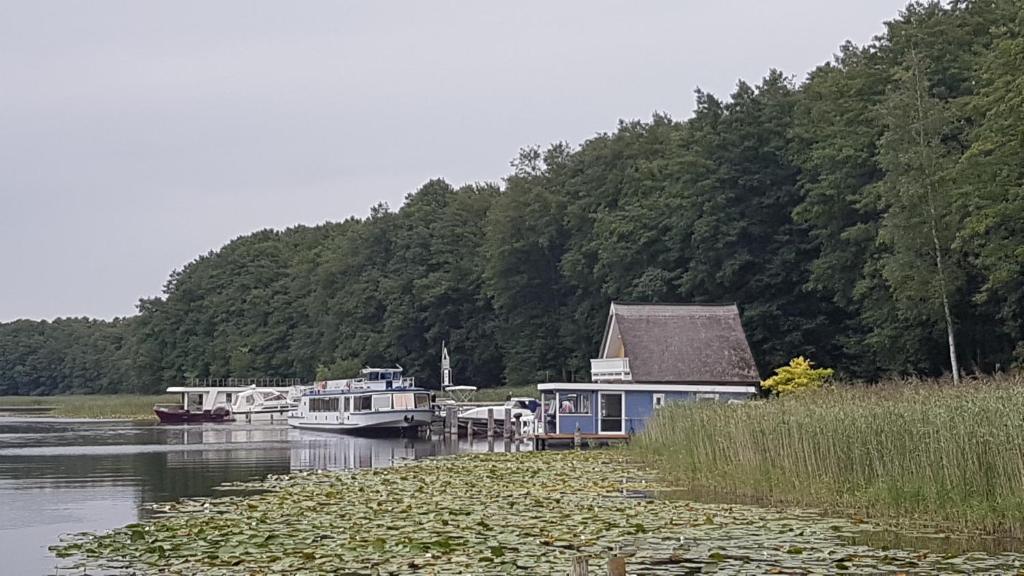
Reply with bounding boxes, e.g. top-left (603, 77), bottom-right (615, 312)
top-left (0, 417), bottom-right (516, 576)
